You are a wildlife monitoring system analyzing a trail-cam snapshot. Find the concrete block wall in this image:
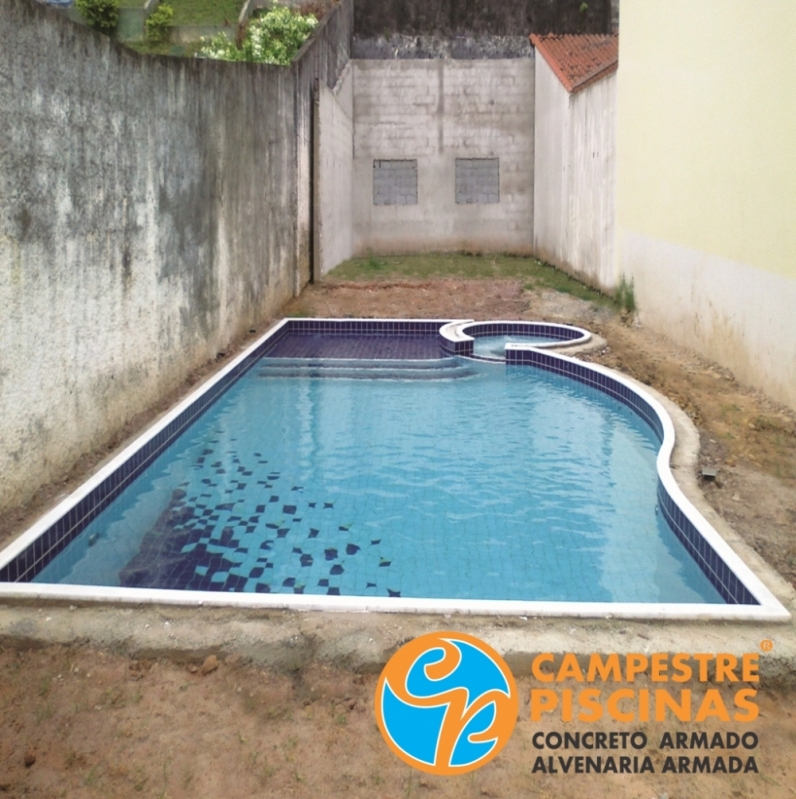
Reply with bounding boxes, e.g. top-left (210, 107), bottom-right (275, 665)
top-left (373, 160), bottom-right (418, 205)
top-left (351, 59), bottom-right (535, 255)
top-left (455, 158), bottom-right (500, 204)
